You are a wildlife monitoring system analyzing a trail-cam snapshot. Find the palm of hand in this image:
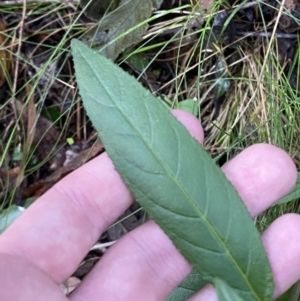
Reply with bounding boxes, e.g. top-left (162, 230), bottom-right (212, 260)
top-left (0, 110), bottom-right (298, 301)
